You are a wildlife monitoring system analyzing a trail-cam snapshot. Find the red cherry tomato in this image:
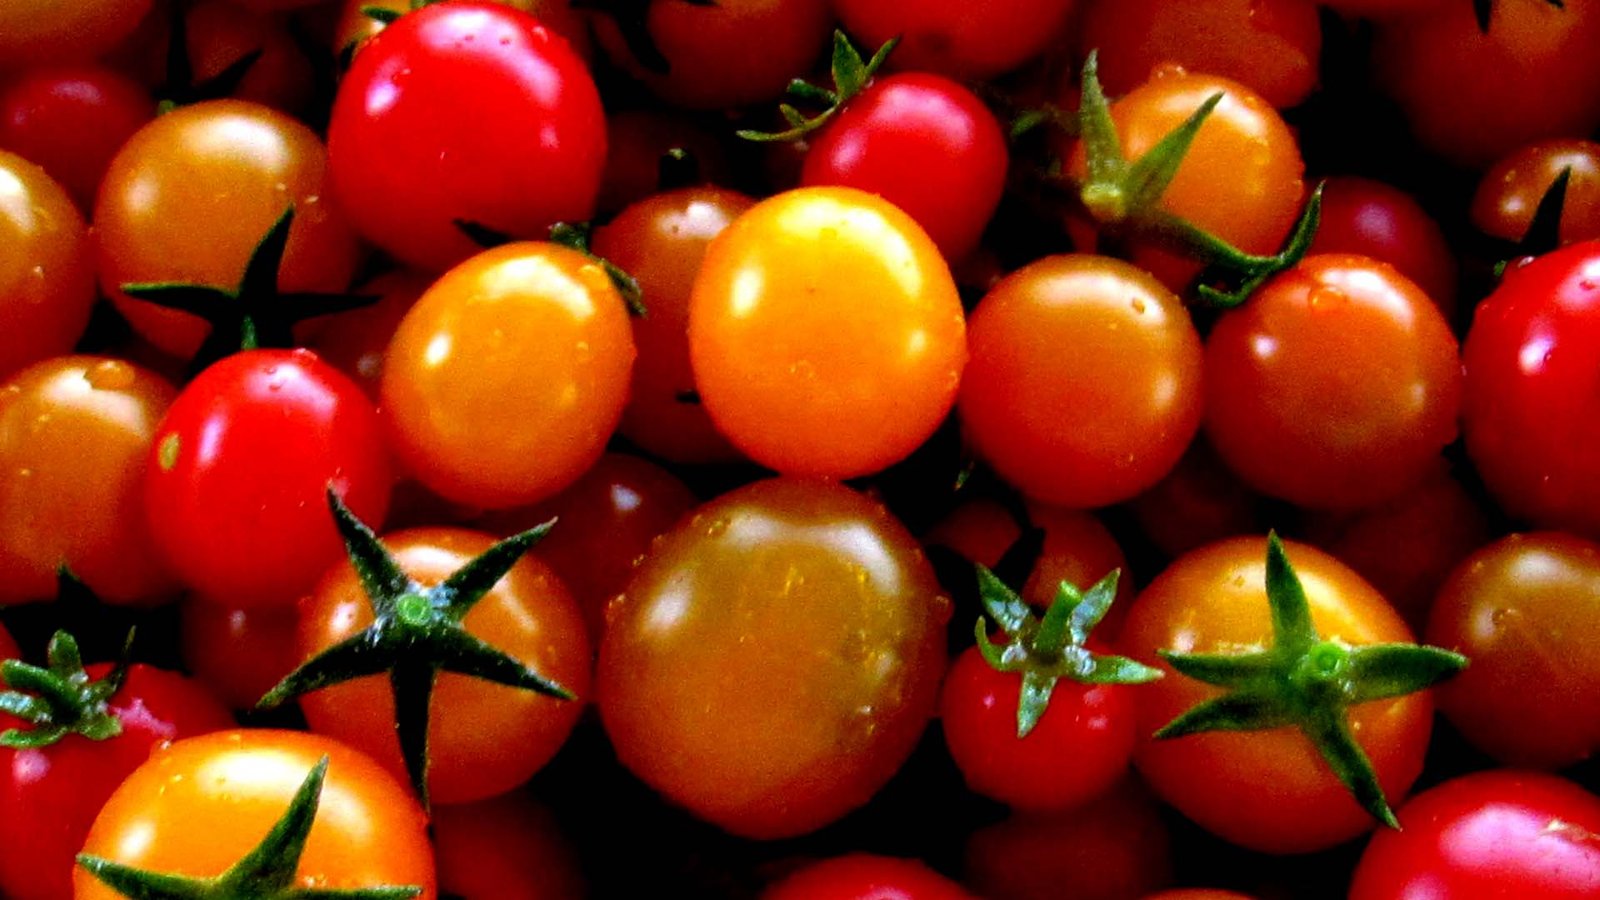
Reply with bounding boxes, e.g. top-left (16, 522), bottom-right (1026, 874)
top-left (762, 854), bottom-right (973, 900)
top-left (179, 599), bottom-right (301, 711)
top-left (1310, 175), bottom-right (1458, 317)
top-left (1472, 139), bottom-right (1600, 247)
top-left (0, 65), bottom-right (153, 213)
